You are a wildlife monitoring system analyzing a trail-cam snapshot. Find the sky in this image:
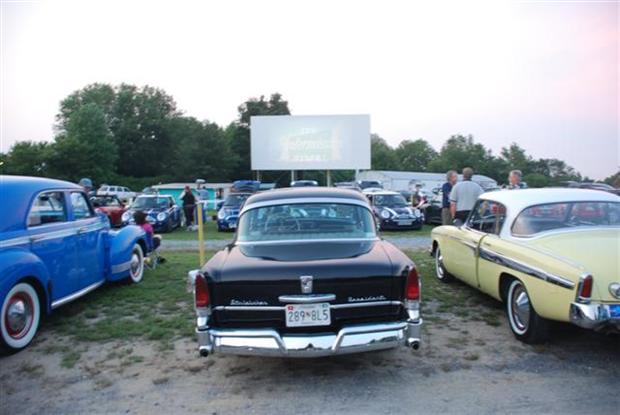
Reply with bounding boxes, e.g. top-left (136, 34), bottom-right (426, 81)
top-left (1, 0), bottom-right (618, 179)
